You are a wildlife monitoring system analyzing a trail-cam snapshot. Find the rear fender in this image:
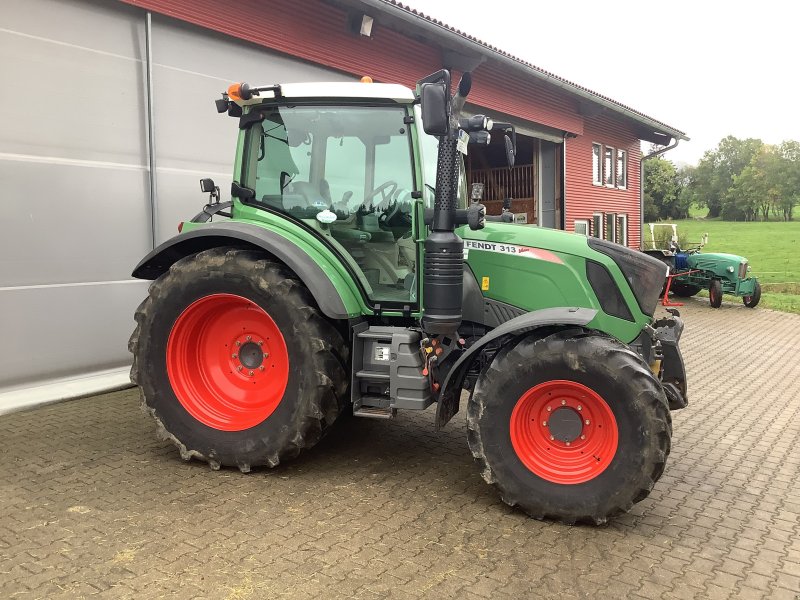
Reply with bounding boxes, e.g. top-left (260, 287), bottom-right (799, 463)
top-left (132, 221), bottom-right (360, 320)
top-left (435, 307), bottom-right (598, 428)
